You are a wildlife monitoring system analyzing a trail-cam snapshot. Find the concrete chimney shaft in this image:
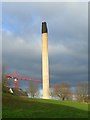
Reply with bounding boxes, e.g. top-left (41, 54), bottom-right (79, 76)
top-left (42, 22), bottom-right (49, 99)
